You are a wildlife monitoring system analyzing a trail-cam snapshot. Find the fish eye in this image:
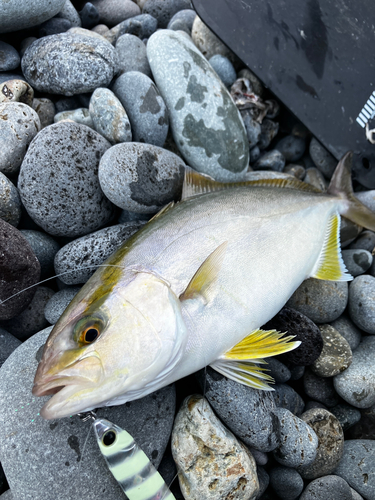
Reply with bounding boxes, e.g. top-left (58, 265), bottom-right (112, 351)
top-left (73, 316), bottom-right (105, 346)
top-left (84, 328), bottom-right (99, 343)
top-left (102, 430), bottom-right (117, 446)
